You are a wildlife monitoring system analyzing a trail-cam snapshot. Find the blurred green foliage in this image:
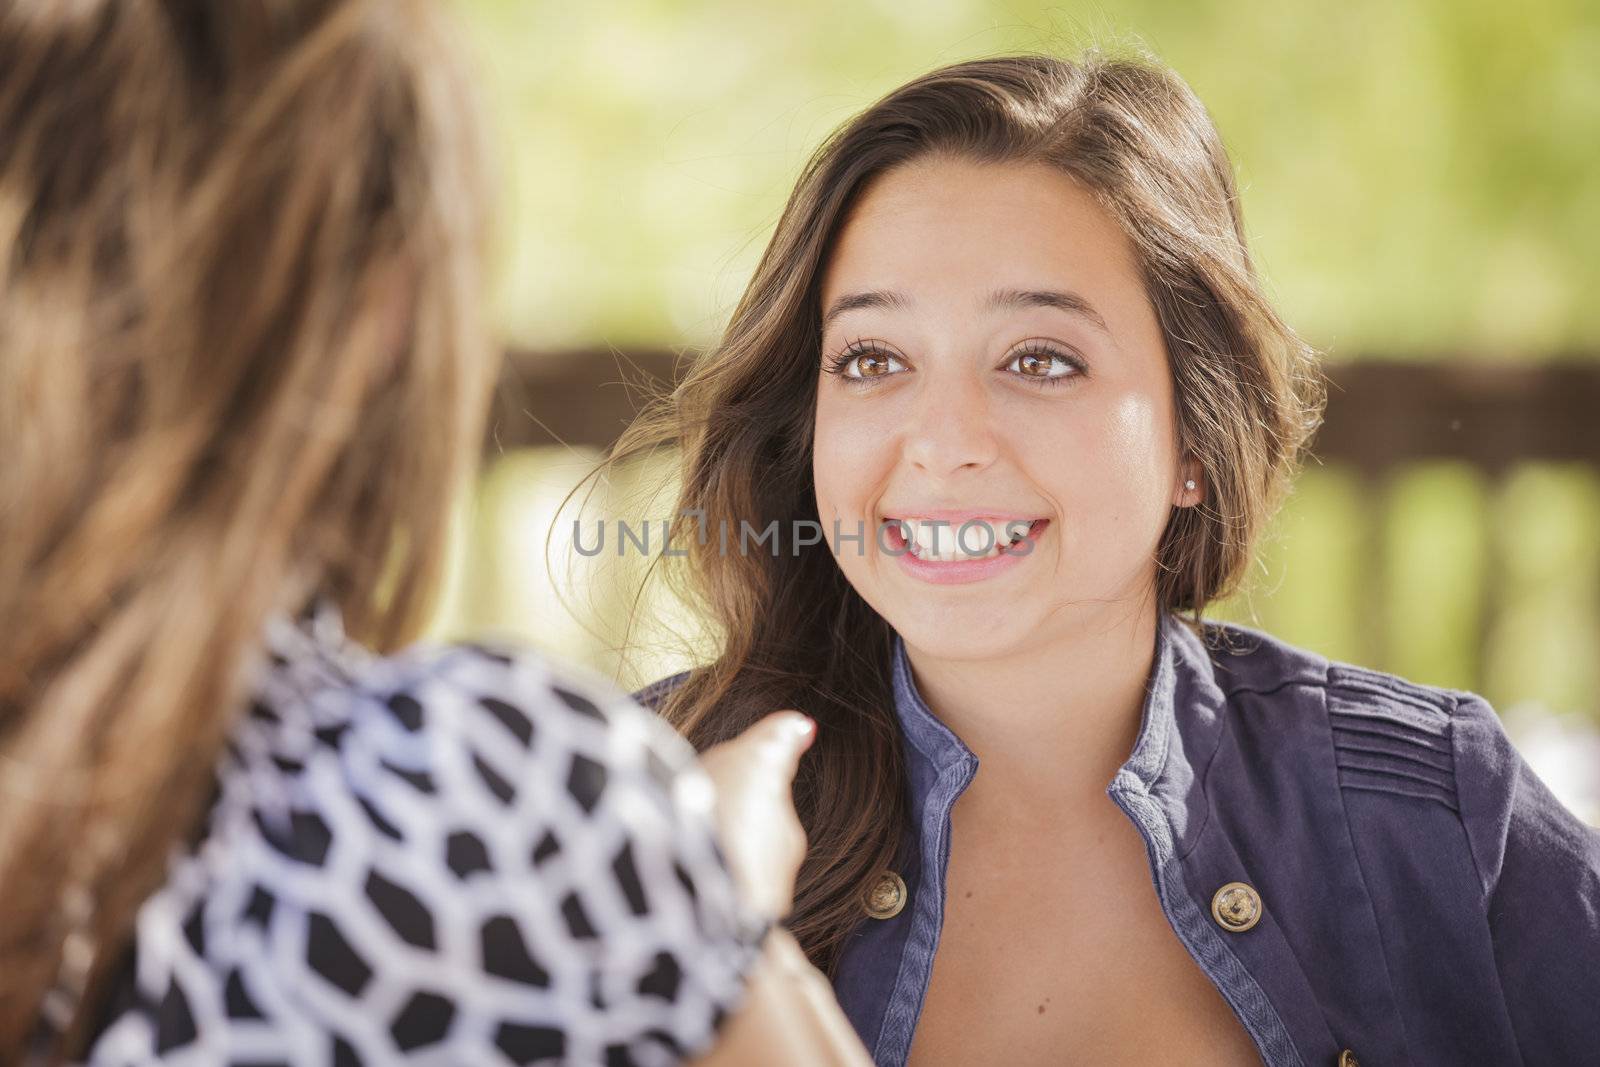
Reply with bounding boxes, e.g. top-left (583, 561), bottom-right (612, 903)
top-left (457, 0), bottom-right (1600, 357)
